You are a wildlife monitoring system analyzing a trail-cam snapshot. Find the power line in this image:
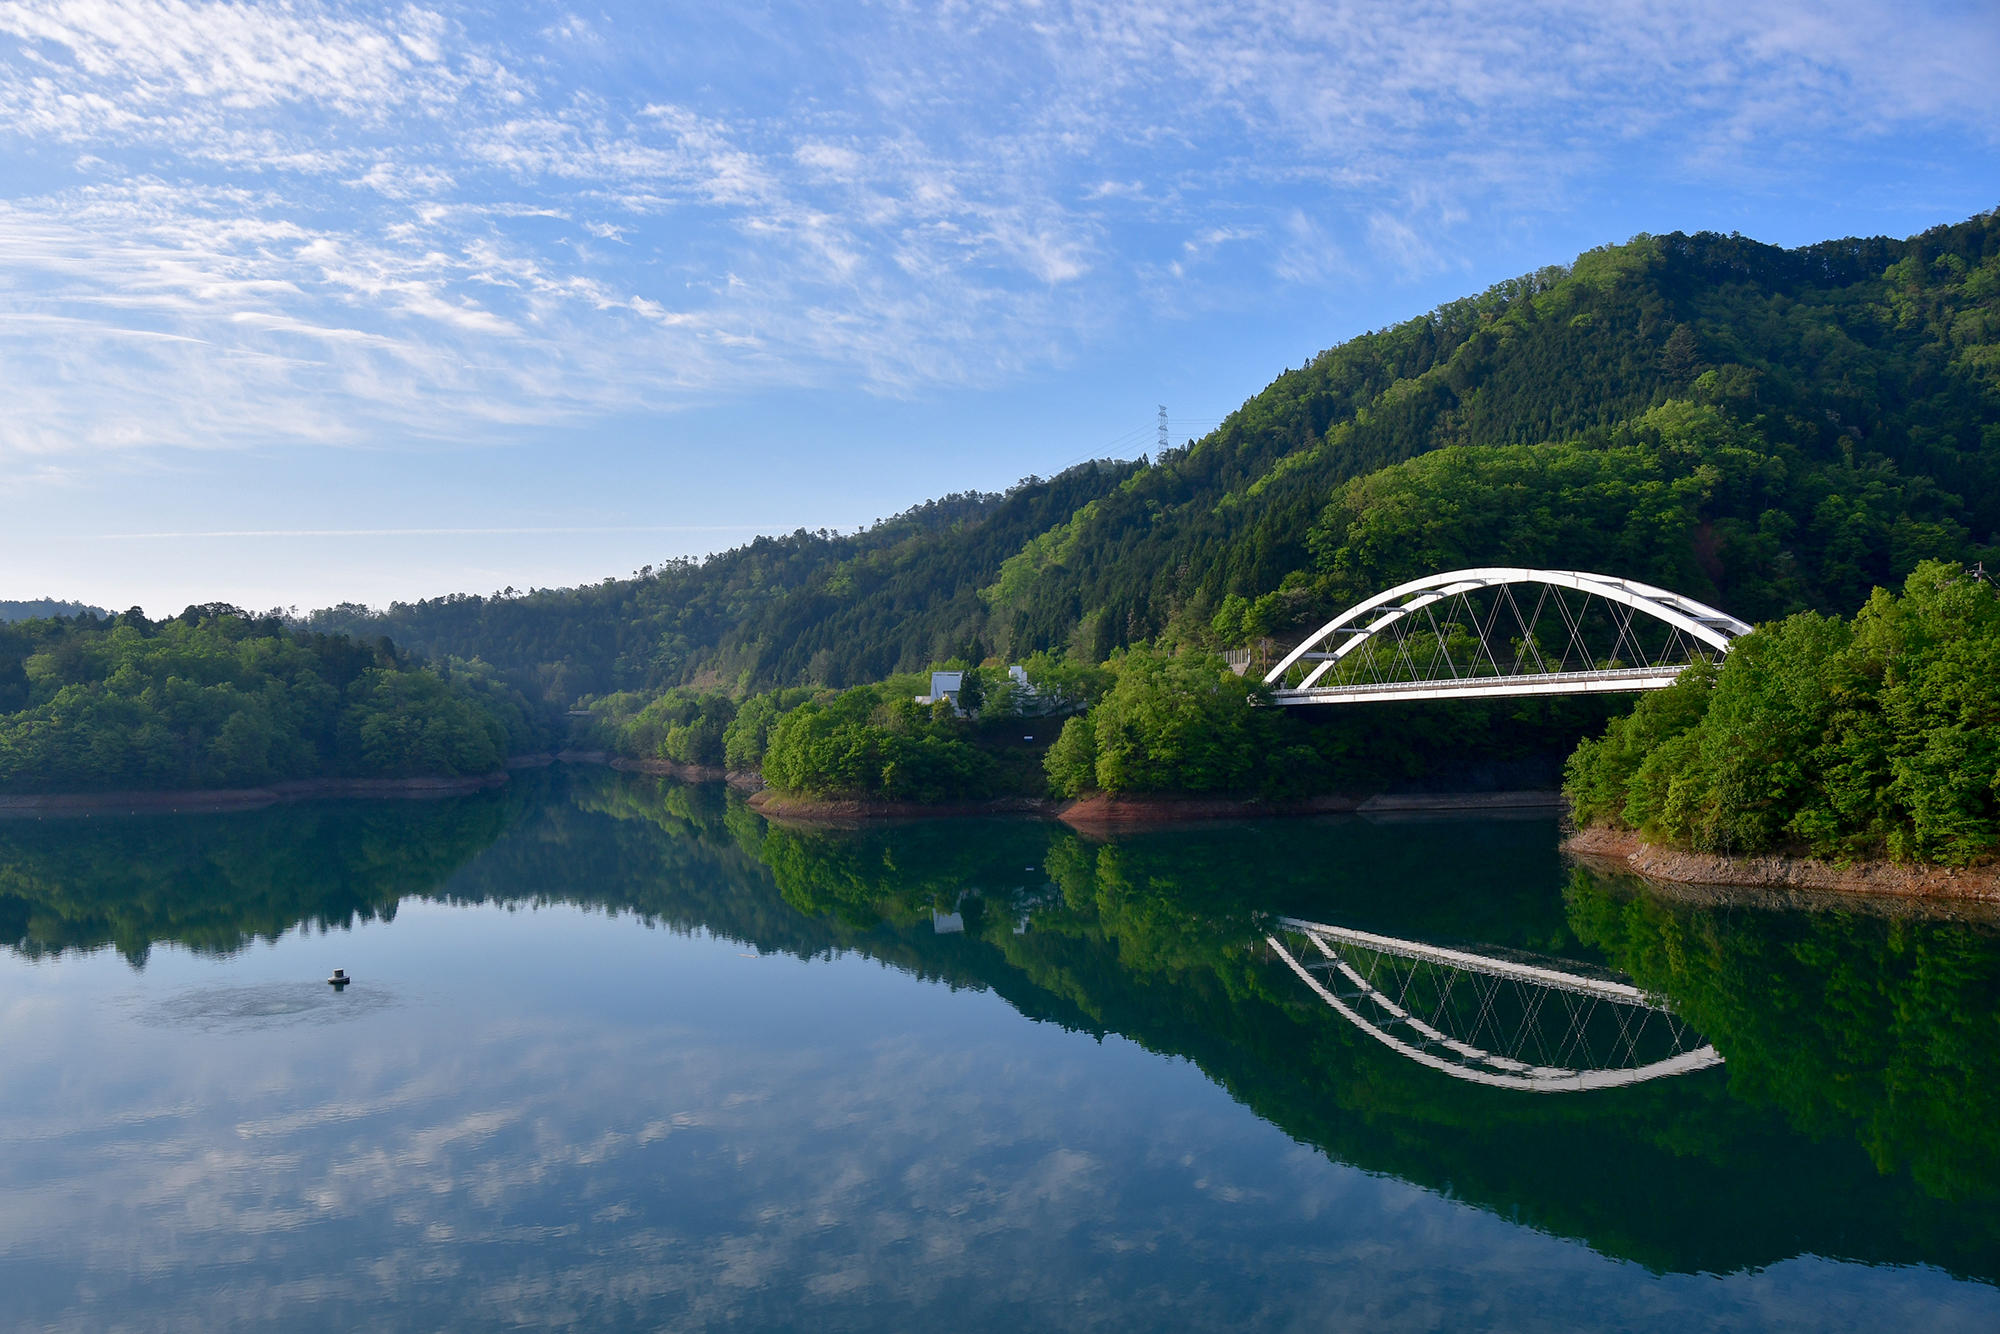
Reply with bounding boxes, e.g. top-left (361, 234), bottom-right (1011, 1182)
top-left (1037, 410), bottom-right (1232, 477)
